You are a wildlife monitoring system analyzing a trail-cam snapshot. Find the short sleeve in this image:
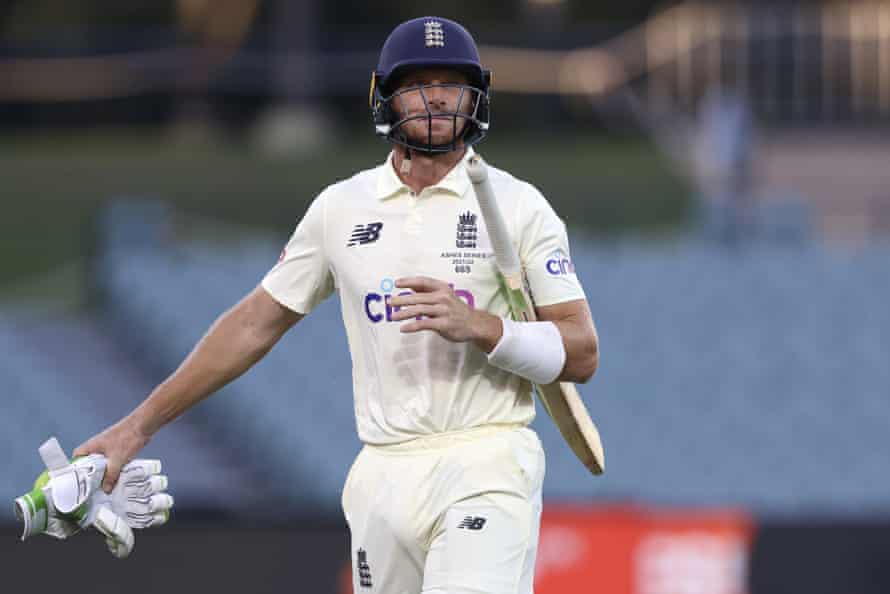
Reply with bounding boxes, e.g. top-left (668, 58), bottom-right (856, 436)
top-left (517, 183), bottom-right (586, 307)
top-left (262, 192), bottom-right (335, 314)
